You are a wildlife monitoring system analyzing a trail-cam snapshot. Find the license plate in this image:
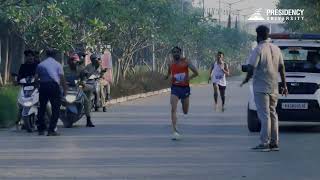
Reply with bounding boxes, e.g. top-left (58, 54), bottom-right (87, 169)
top-left (23, 86), bottom-right (34, 91)
top-left (281, 103), bottom-right (308, 110)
